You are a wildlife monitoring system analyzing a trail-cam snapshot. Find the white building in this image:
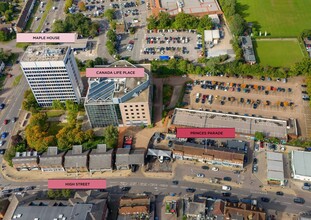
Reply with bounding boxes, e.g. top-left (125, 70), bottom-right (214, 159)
top-left (204, 29), bottom-right (220, 44)
top-left (292, 150), bottom-right (311, 182)
top-left (20, 45), bottom-right (84, 106)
